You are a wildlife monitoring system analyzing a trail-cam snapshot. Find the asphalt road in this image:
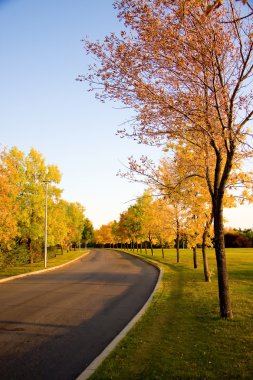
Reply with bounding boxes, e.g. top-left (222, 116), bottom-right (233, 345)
top-left (0, 249), bottom-right (159, 380)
